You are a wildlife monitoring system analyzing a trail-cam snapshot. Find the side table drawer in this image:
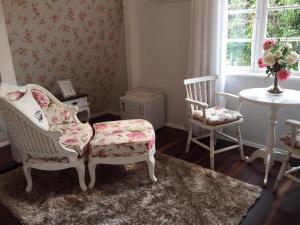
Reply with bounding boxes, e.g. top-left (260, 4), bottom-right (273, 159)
top-left (64, 97), bottom-right (88, 107)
